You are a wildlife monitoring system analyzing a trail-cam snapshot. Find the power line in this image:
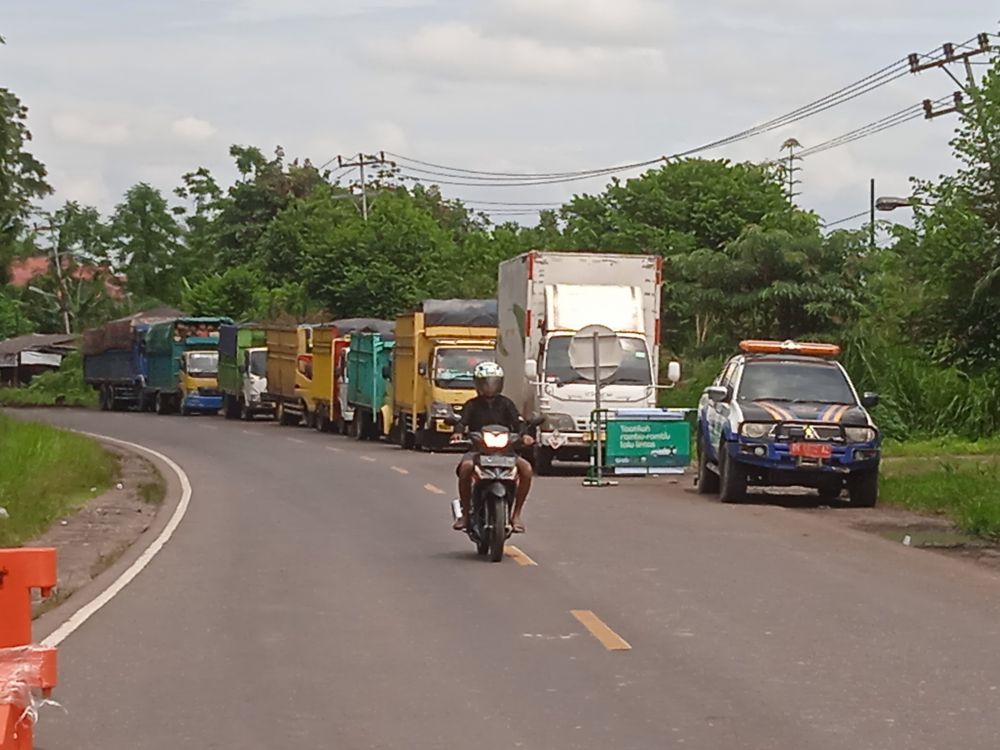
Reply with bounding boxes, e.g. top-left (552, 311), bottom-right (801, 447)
top-left (824, 210), bottom-right (869, 228)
